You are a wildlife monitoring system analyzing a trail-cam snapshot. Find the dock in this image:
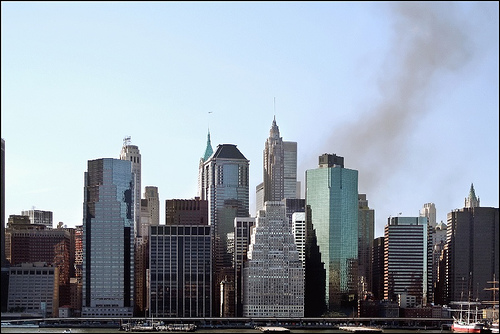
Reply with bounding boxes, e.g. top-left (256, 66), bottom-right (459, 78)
top-left (339, 326), bottom-right (382, 333)
top-left (256, 326), bottom-right (290, 333)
